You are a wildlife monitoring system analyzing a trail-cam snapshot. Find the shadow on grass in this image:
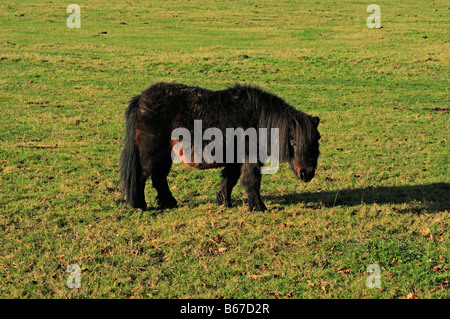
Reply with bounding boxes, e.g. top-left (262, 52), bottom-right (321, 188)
top-left (264, 183), bottom-right (449, 214)
top-left (138, 183), bottom-right (449, 214)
